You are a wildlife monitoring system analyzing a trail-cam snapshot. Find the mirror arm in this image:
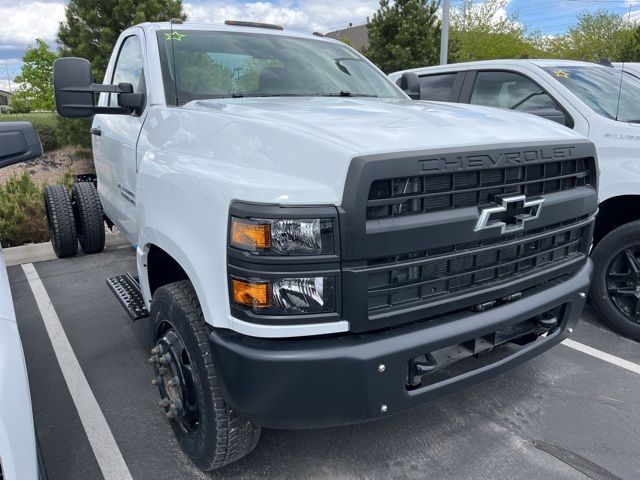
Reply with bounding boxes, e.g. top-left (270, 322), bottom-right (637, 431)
top-left (60, 83), bottom-right (134, 95)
